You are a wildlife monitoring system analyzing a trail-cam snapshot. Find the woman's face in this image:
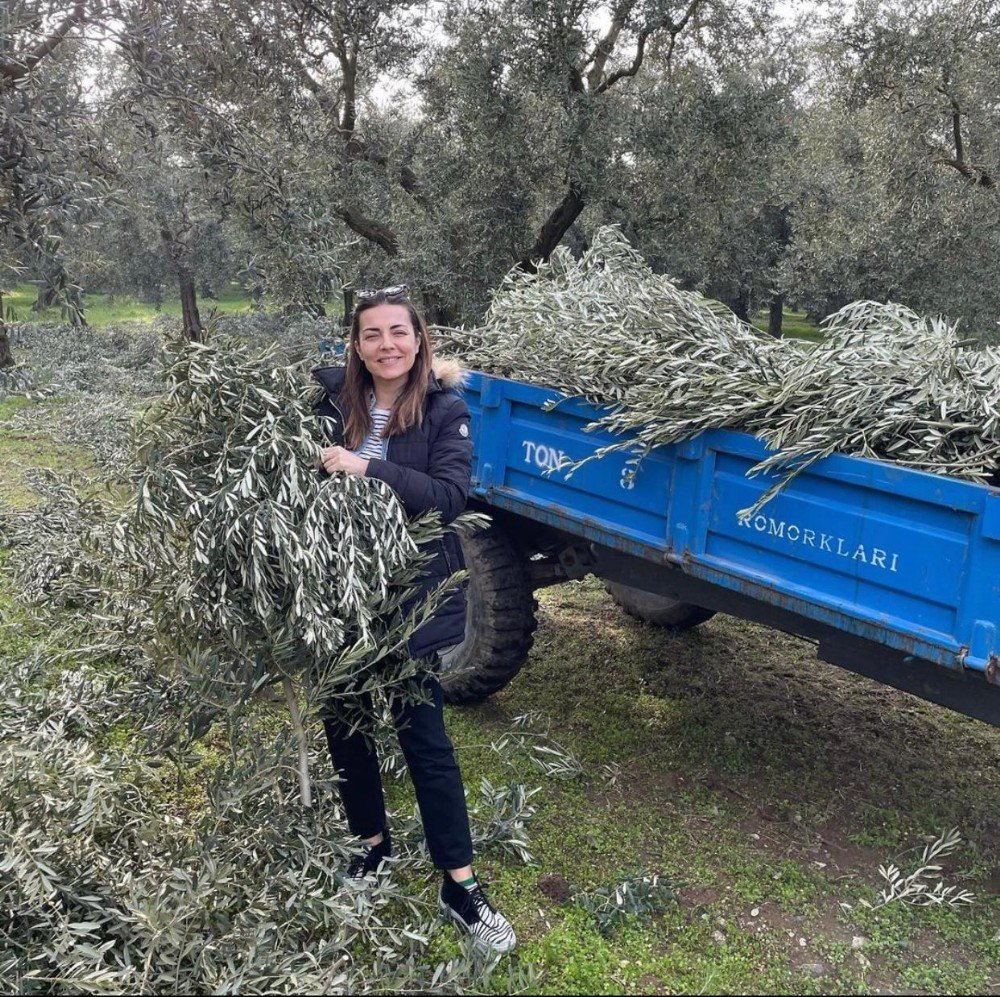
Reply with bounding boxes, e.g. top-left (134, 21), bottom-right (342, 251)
top-left (355, 303), bottom-right (420, 395)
